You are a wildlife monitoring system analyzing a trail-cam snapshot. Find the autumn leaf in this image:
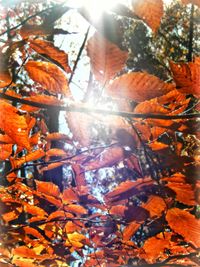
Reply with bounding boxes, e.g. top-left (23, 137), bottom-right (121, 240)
top-left (141, 232), bottom-right (173, 263)
top-left (35, 181), bottom-right (60, 197)
top-left (30, 39), bottom-right (71, 73)
top-left (87, 33), bottom-right (128, 84)
top-left (20, 94), bottom-right (64, 112)
top-left (181, 0), bottom-right (200, 7)
top-left (0, 53), bottom-right (12, 88)
top-left (20, 23), bottom-right (53, 39)
top-left (107, 72), bottom-right (174, 102)
top-left (66, 232), bottom-right (87, 248)
top-left (166, 183), bottom-right (195, 205)
top-left (66, 112), bottom-right (93, 147)
top-left (24, 203), bottom-right (48, 218)
top-left (64, 204), bottom-right (87, 215)
top-left (0, 101), bottom-right (30, 150)
top-left (170, 58), bottom-right (200, 98)
top-left (166, 208), bottom-right (200, 248)
top-left (143, 195), bottom-right (166, 218)
top-left (105, 177), bottom-right (154, 204)
top-left (84, 146), bottom-right (124, 172)
top-left (148, 141), bottom-right (168, 151)
top-left (10, 149), bottom-right (45, 169)
top-left (25, 61), bottom-right (70, 95)
top-left (131, 0), bottom-right (163, 32)
top-left (0, 144), bottom-right (13, 160)
top-left (46, 132), bottom-right (71, 142)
